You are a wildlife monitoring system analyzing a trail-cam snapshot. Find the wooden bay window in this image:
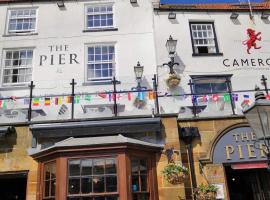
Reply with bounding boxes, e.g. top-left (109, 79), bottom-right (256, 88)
top-left (32, 135), bottom-right (162, 200)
